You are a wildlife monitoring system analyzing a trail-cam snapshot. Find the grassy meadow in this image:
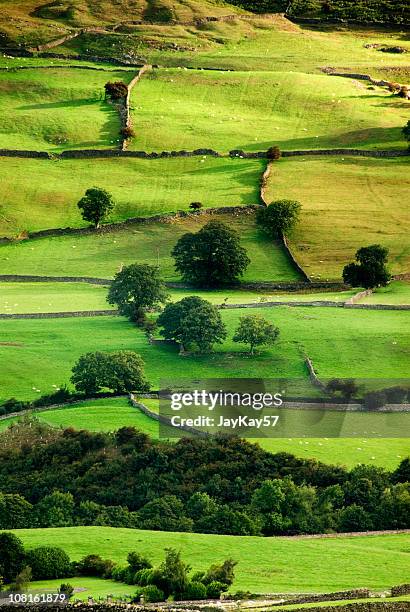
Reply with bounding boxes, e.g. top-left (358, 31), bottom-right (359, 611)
top-left (0, 68), bottom-right (134, 151)
top-left (10, 527), bottom-right (410, 593)
top-left (0, 307), bottom-right (408, 401)
top-left (362, 282), bottom-right (410, 305)
top-left (130, 68), bottom-right (409, 153)
top-left (0, 282), bottom-right (114, 313)
top-left (265, 156), bottom-right (410, 280)
top-left (0, 157), bottom-right (263, 237)
top-left (0, 212), bottom-right (300, 281)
